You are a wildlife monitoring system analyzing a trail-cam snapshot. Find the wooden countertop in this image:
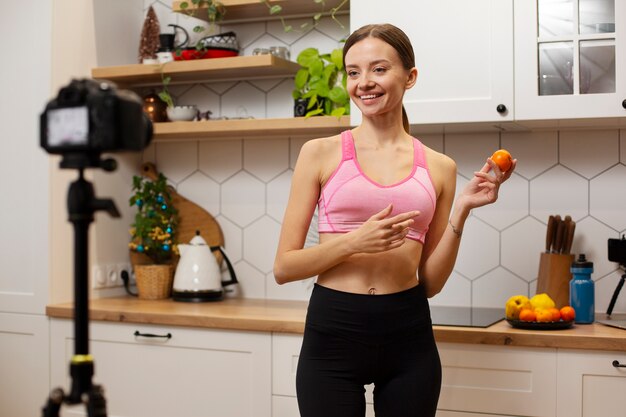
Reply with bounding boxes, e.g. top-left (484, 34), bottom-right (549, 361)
top-left (46, 296), bottom-right (626, 352)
